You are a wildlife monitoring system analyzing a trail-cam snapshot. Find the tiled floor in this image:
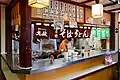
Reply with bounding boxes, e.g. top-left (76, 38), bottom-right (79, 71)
top-left (0, 70), bottom-right (6, 80)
